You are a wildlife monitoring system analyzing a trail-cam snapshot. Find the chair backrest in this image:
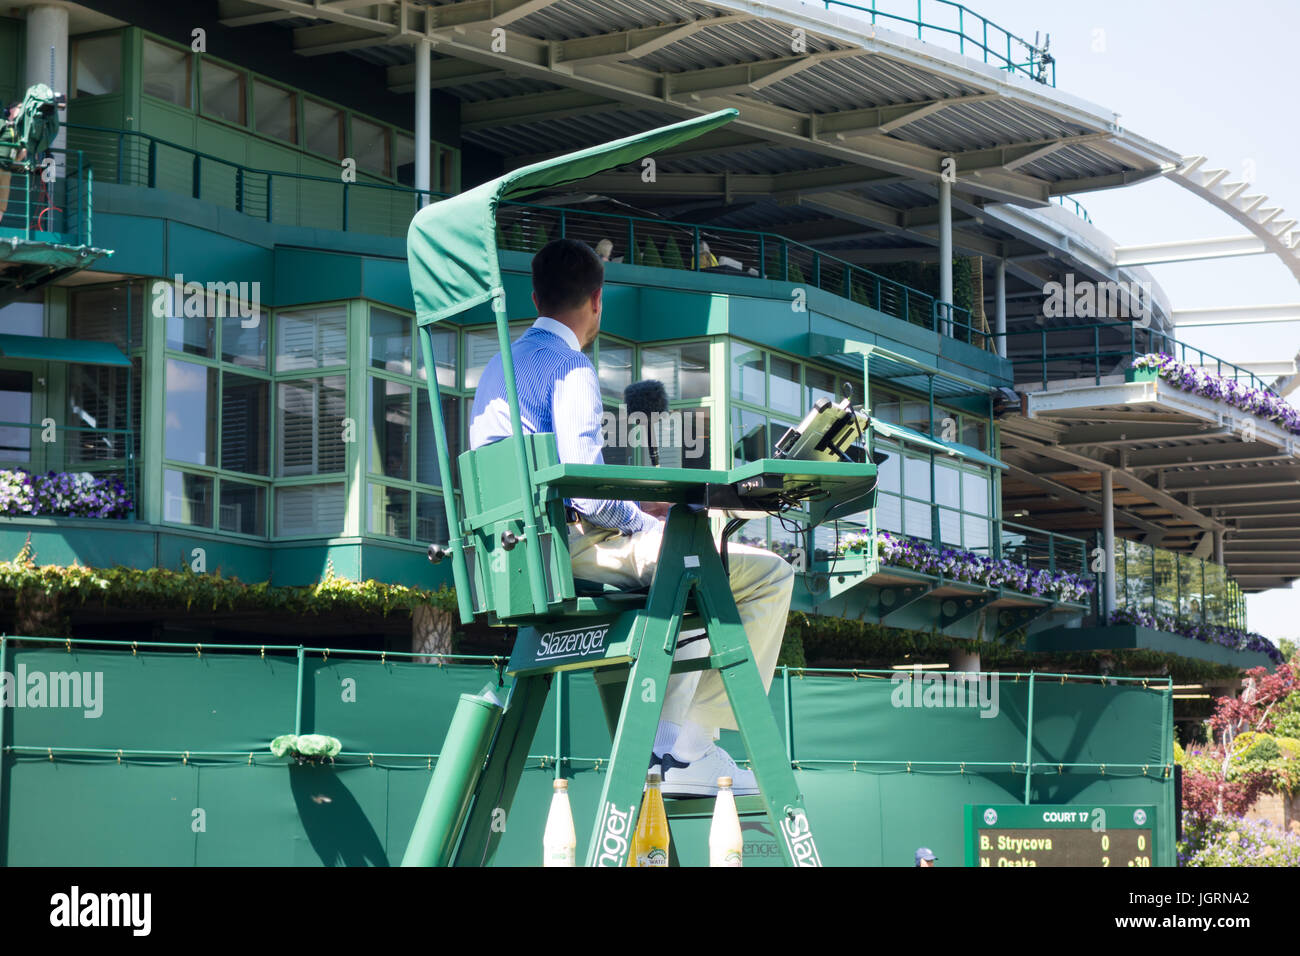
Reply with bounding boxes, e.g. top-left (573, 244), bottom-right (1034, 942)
top-left (456, 431), bottom-right (577, 623)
